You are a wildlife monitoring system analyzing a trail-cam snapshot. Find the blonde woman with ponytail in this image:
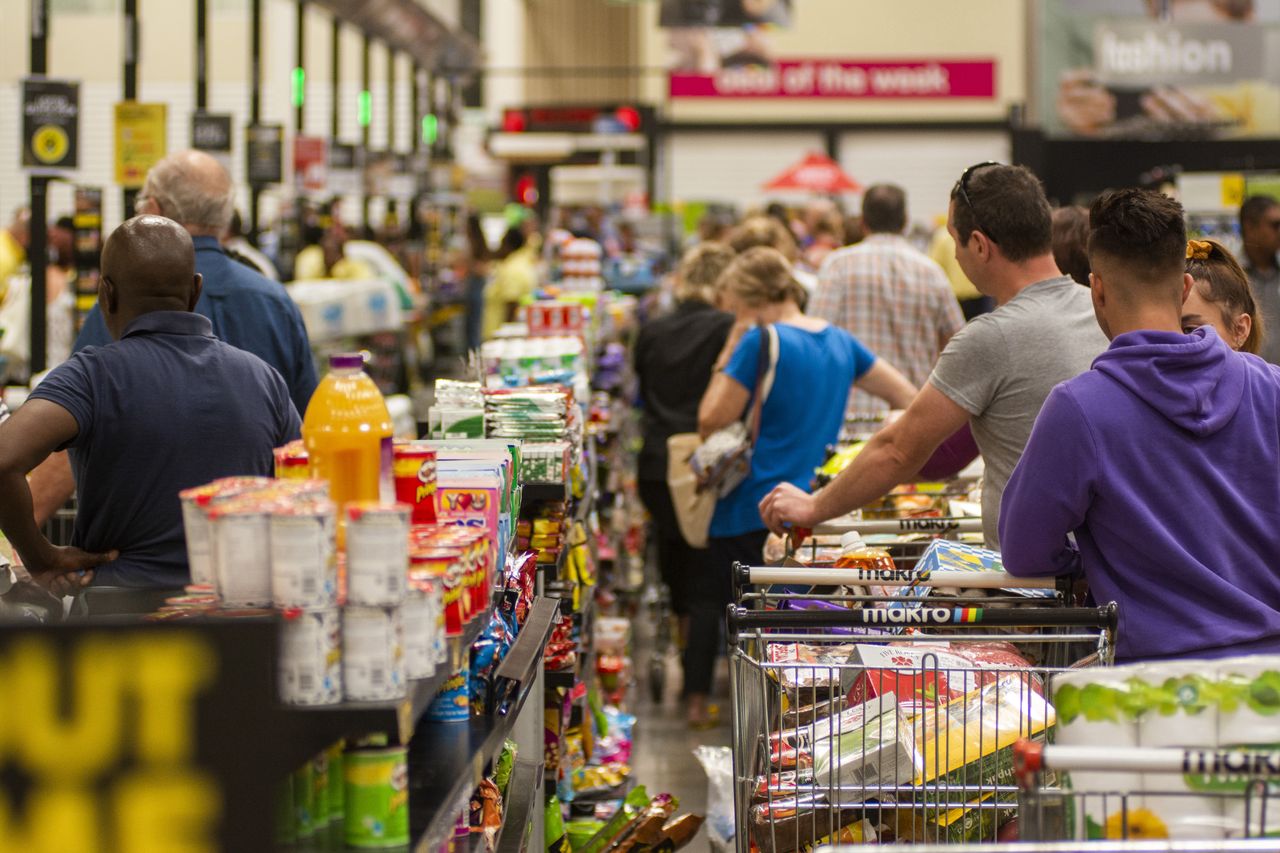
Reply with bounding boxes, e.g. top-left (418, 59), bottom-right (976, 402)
top-left (682, 247), bottom-right (916, 727)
